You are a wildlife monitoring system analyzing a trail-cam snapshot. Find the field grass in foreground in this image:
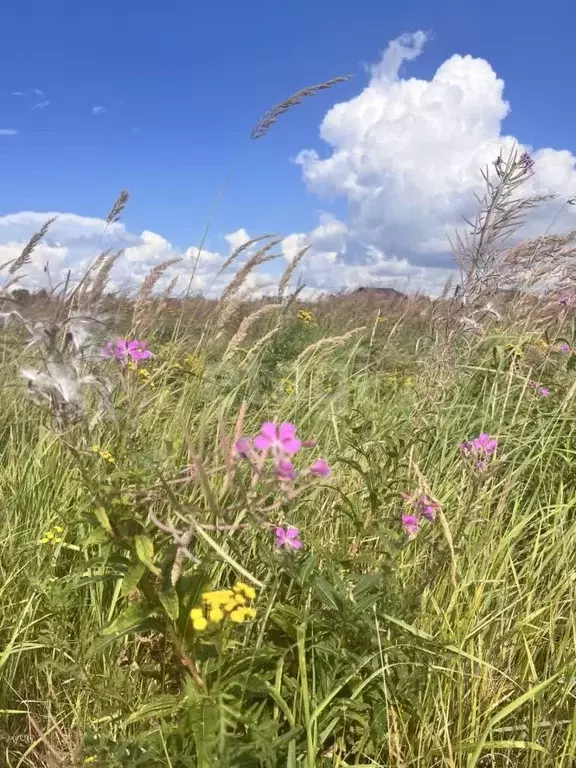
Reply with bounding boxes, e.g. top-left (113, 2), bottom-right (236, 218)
top-left (0, 303), bottom-right (575, 768)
